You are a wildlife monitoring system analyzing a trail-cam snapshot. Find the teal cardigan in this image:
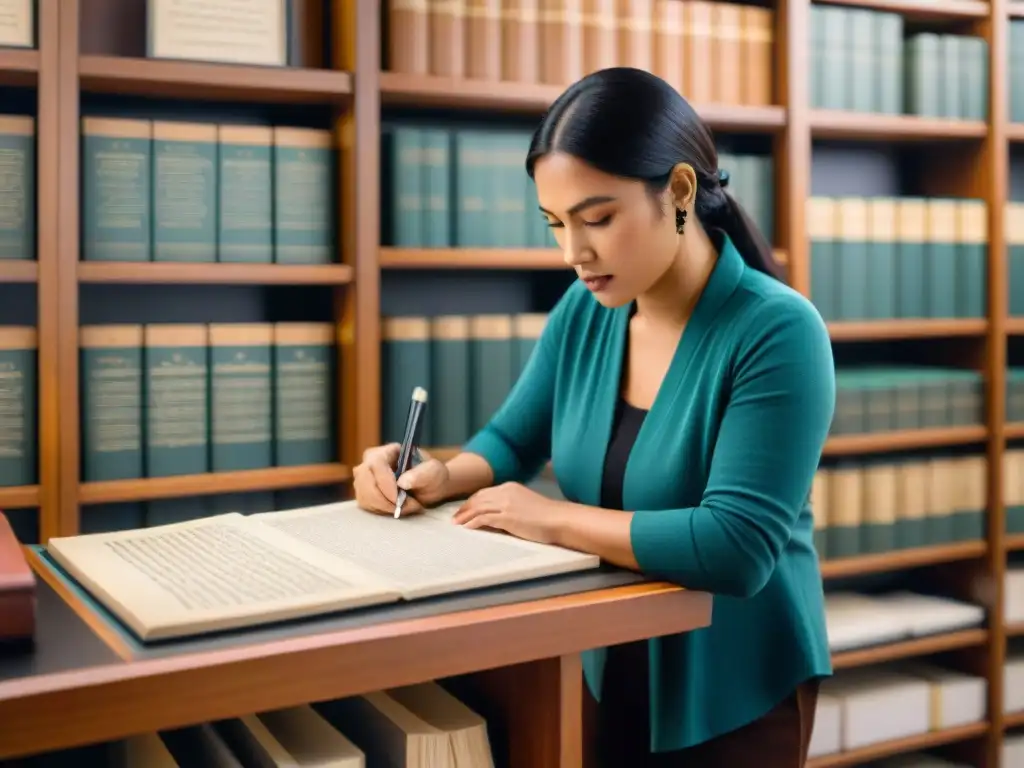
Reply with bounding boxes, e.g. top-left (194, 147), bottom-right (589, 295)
top-left (463, 234), bottom-right (836, 753)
